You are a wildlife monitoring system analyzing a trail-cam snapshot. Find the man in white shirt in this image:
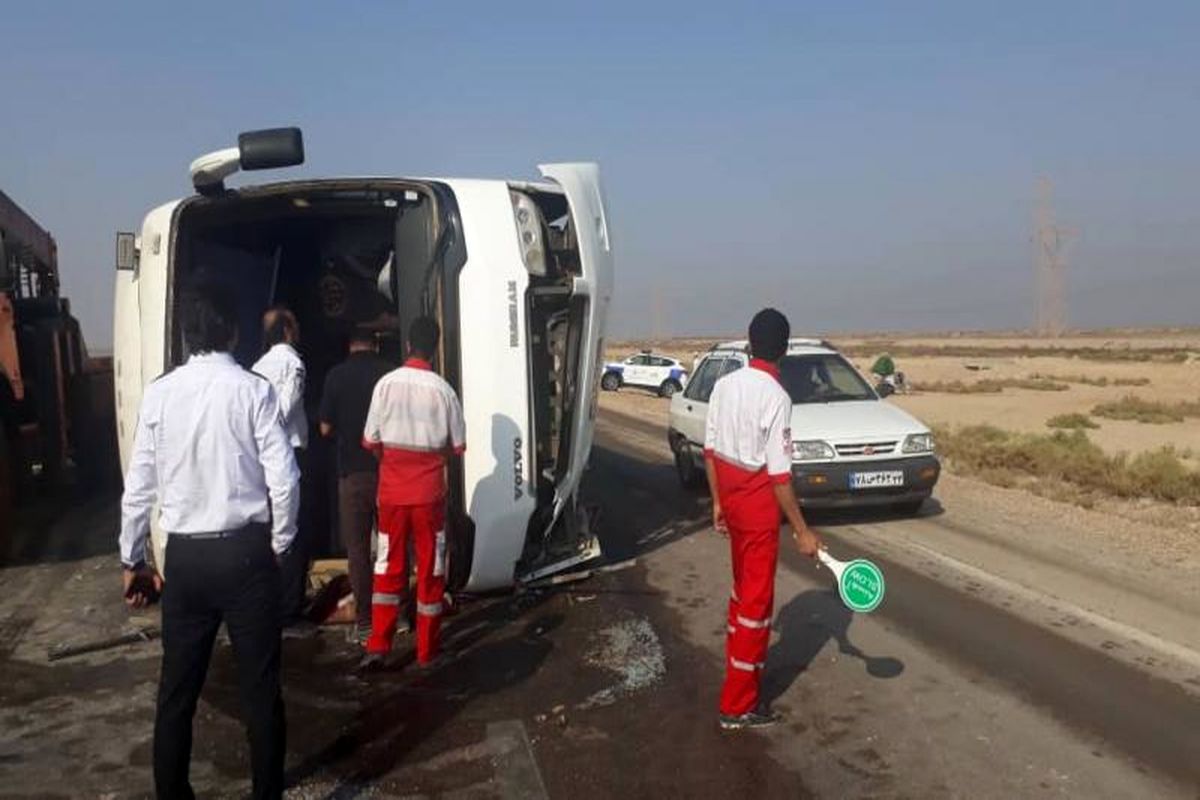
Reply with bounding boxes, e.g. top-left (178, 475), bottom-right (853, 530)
top-left (120, 283), bottom-right (298, 799)
top-left (252, 307), bottom-right (308, 450)
top-left (252, 306), bottom-right (313, 634)
top-left (704, 308), bottom-right (822, 731)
